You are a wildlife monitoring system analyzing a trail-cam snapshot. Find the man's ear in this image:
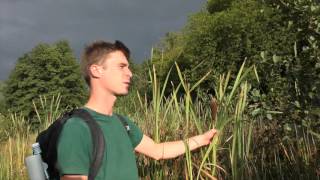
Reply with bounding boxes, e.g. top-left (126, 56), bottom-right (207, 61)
top-left (89, 64), bottom-right (103, 78)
